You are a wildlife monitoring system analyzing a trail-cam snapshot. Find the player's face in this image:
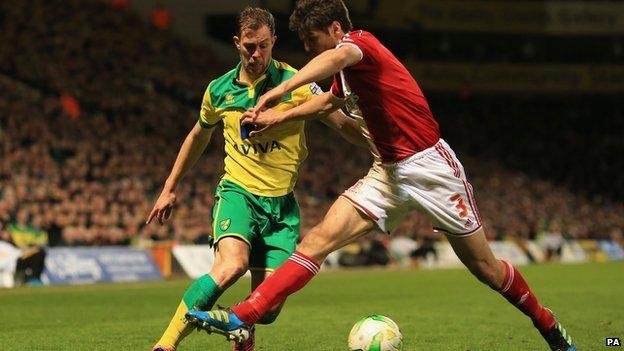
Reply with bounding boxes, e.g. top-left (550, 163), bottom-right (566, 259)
top-left (234, 26), bottom-right (276, 79)
top-left (302, 29), bottom-right (339, 55)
